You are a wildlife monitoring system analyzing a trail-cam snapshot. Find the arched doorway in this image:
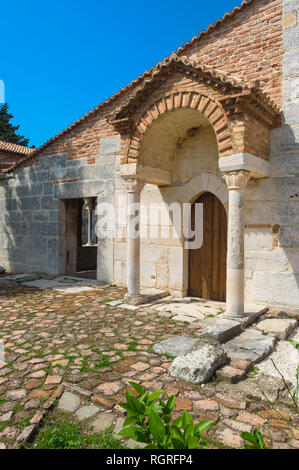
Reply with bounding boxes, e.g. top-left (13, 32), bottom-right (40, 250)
top-left (188, 192), bottom-right (227, 301)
